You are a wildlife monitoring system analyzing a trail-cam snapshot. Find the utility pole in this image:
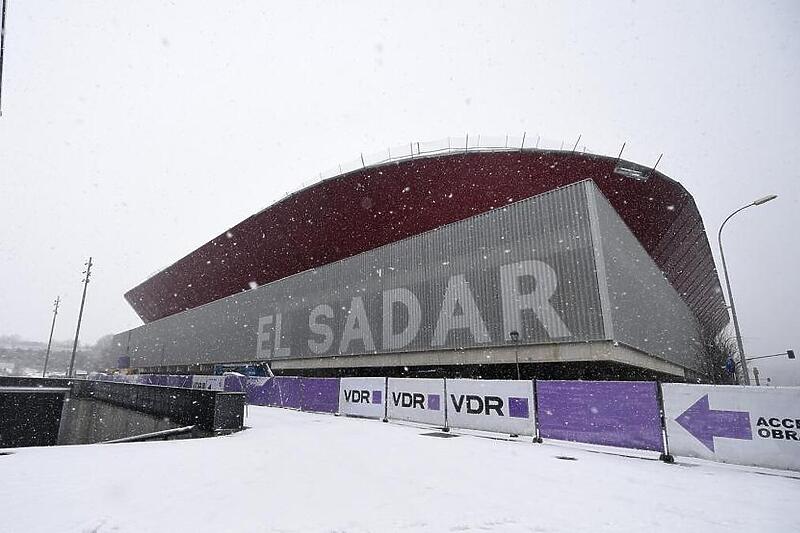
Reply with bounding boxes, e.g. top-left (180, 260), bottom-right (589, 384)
top-left (42, 296), bottom-right (60, 377)
top-left (68, 257), bottom-right (92, 378)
